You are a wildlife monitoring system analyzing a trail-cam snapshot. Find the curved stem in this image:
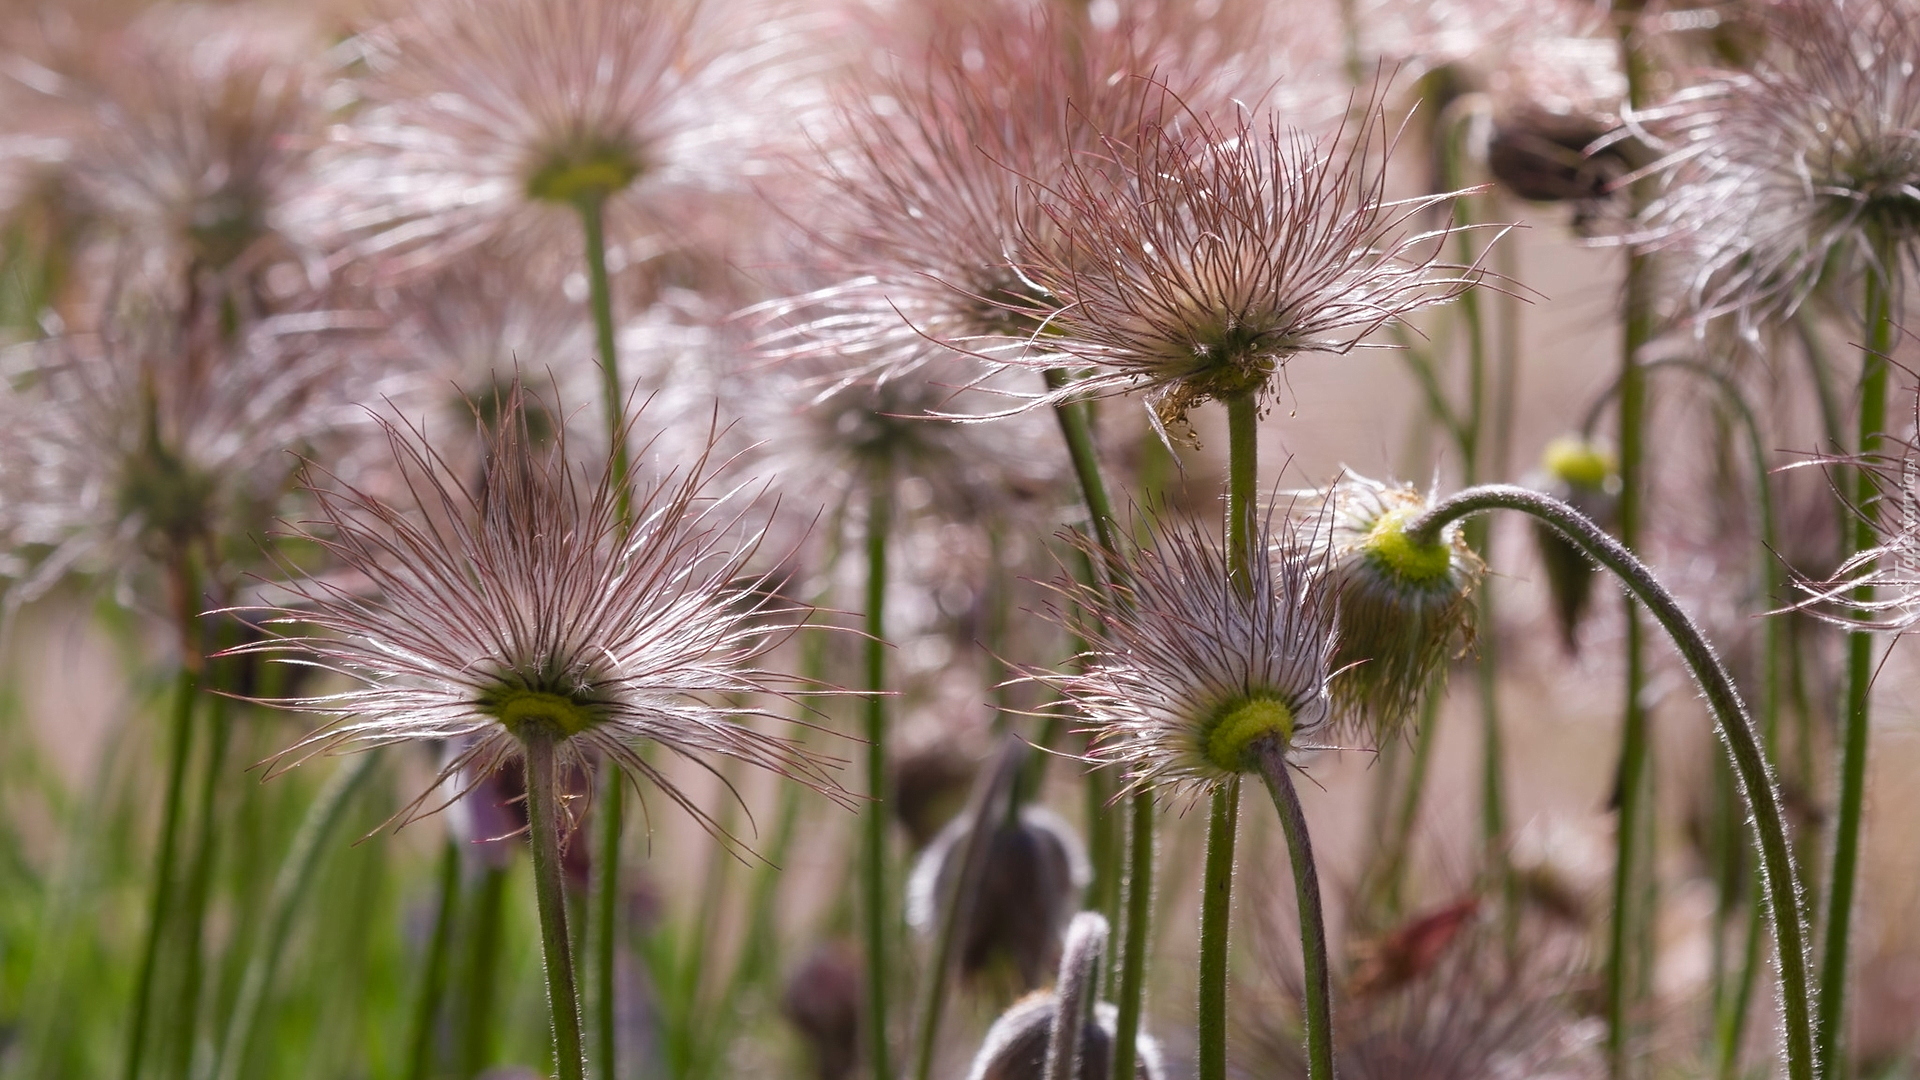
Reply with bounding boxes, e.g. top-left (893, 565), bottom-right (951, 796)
top-left (1405, 485), bottom-right (1814, 1080)
top-left (576, 192), bottom-right (633, 518)
top-left (1044, 914), bottom-right (1109, 1080)
top-left (861, 479), bottom-right (894, 1080)
top-left (1253, 740), bottom-right (1333, 1080)
top-left (1197, 780), bottom-right (1240, 1080)
top-left (213, 752), bottom-right (379, 1080)
top-left (526, 733), bottom-right (588, 1080)
top-left (1818, 250), bottom-right (1897, 1080)
top-left (123, 665), bottom-right (200, 1080)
